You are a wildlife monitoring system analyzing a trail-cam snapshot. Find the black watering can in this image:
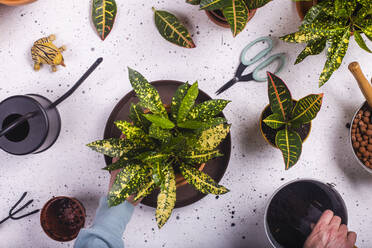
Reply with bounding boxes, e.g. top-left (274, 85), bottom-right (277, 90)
top-left (0, 58), bottom-right (103, 155)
